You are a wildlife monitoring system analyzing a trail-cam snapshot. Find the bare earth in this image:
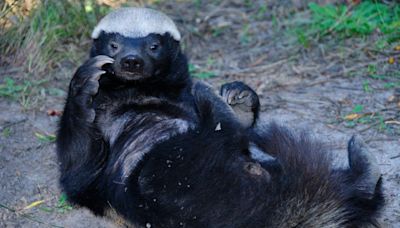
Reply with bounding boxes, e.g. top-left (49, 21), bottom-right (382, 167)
top-left (1, 1), bottom-right (399, 227)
